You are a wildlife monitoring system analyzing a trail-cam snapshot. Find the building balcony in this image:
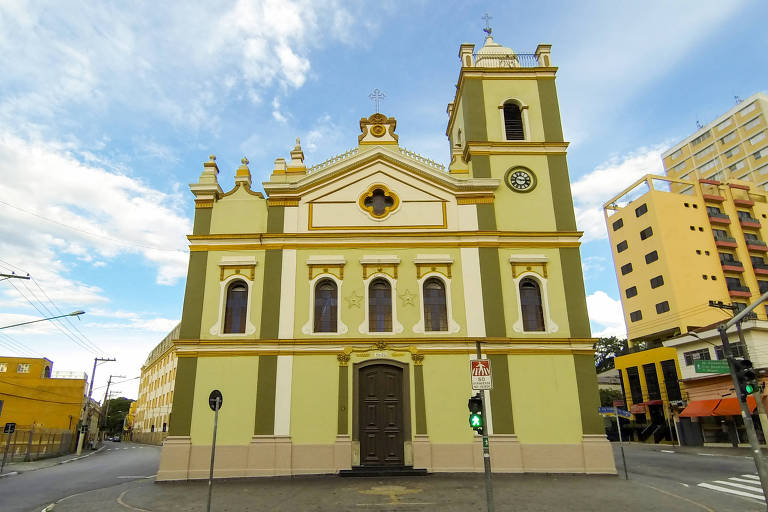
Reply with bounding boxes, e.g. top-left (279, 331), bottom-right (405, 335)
top-left (702, 193), bottom-right (725, 202)
top-left (727, 285), bottom-right (751, 298)
top-left (753, 264), bottom-right (768, 275)
top-left (746, 239), bottom-right (768, 252)
top-left (740, 217), bottom-right (761, 229)
top-left (699, 178), bottom-right (722, 185)
top-left (708, 212), bottom-right (731, 224)
top-left (720, 260), bottom-right (744, 272)
top-left (734, 198), bottom-right (755, 207)
top-left (714, 235), bottom-right (738, 248)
